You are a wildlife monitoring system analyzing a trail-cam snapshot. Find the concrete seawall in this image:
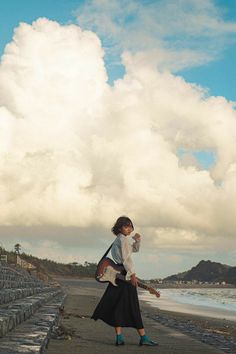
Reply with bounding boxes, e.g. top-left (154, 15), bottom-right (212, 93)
top-left (0, 264), bottom-right (66, 353)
